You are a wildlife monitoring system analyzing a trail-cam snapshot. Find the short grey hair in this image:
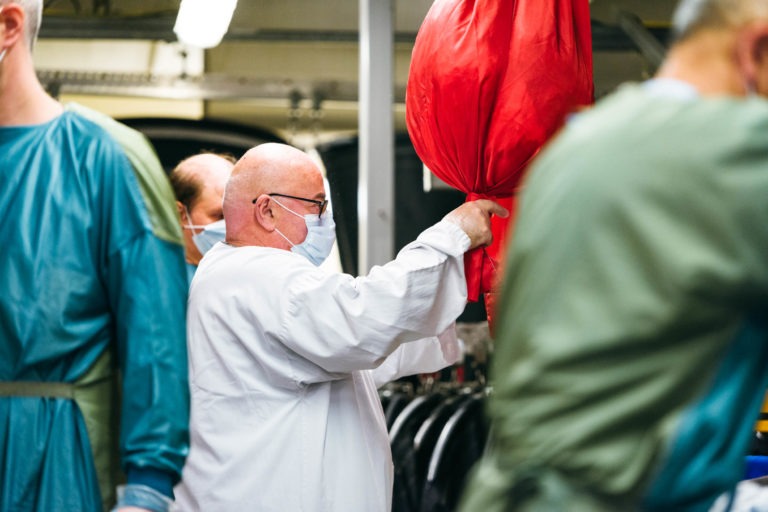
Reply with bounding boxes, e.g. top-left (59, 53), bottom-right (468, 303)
top-left (672, 0), bottom-right (768, 41)
top-left (0, 0), bottom-right (43, 50)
